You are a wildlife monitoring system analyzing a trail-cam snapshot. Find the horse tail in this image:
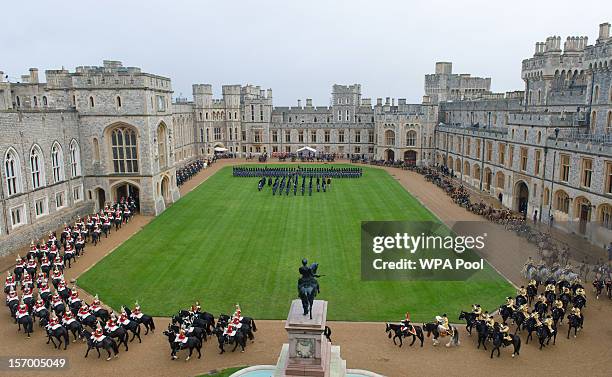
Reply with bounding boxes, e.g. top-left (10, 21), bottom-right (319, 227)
top-left (62, 330), bottom-right (69, 346)
top-left (514, 336), bottom-right (521, 355)
top-left (149, 317), bottom-right (155, 330)
top-left (251, 319), bottom-right (257, 332)
top-left (453, 326), bottom-right (459, 344)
